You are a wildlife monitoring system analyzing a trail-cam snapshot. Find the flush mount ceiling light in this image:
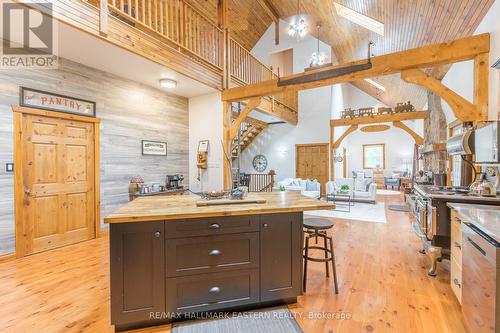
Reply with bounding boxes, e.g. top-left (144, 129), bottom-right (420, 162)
top-left (288, 0), bottom-right (308, 39)
top-left (334, 2), bottom-right (384, 36)
top-left (364, 78), bottom-right (386, 91)
top-left (159, 78), bottom-right (177, 88)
